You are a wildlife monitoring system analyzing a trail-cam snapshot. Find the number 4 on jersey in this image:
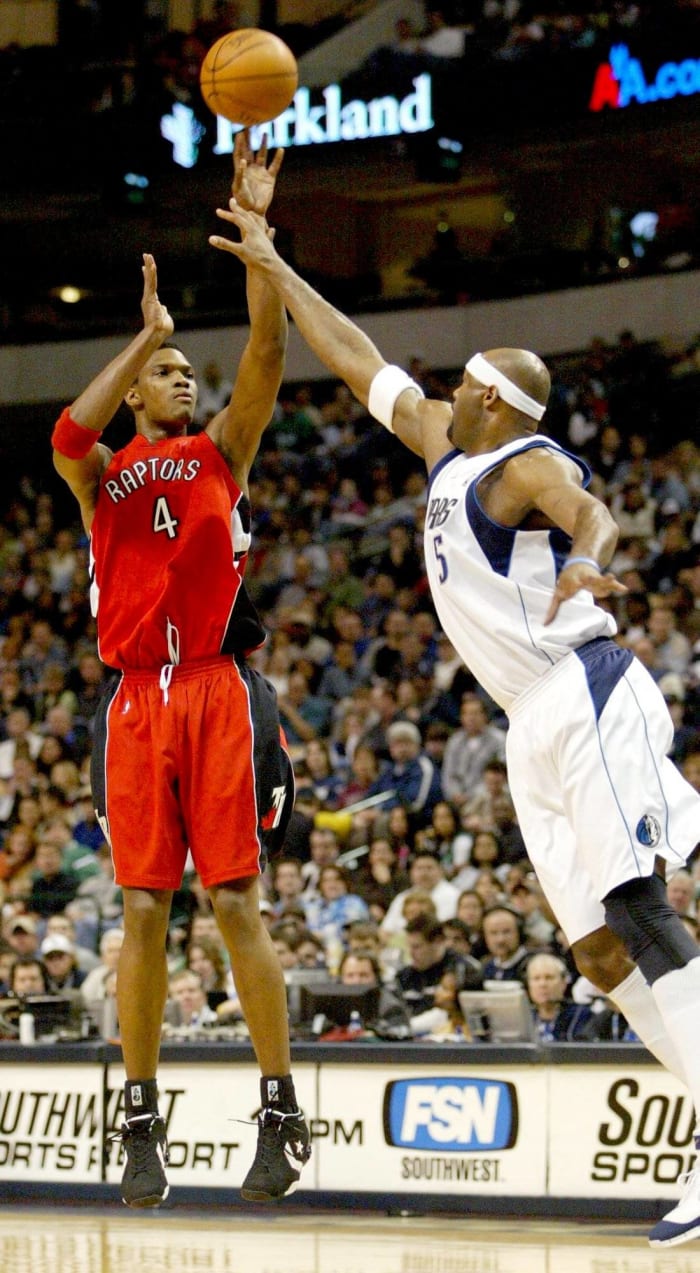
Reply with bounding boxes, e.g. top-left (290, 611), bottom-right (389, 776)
top-left (153, 495), bottom-right (179, 539)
